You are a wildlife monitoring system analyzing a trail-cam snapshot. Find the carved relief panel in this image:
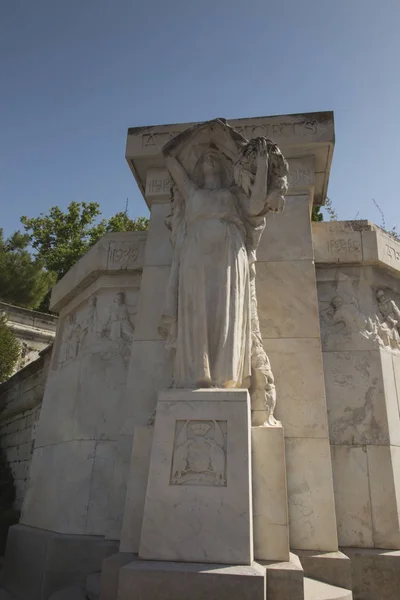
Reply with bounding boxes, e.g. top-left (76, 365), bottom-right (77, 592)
top-left (170, 420), bottom-right (227, 487)
top-left (318, 267), bottom-right (400, 352)
top-left (55, 288), bottom-right (138, 370)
